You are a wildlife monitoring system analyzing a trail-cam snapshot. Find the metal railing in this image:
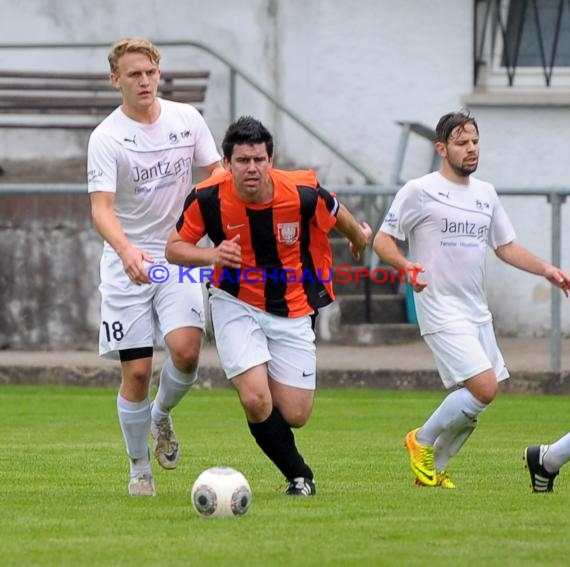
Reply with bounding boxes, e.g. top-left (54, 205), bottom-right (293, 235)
top-left (1, 183), bottom-right (567, 370)
top-left (0, 41), bottom-right (567, 369)
top-left (0, 40), bottom-right (379, 184)
top-left (474, 0), bottom-right (570, 87)
top-left (329, 184), bottom-right (569, 372)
